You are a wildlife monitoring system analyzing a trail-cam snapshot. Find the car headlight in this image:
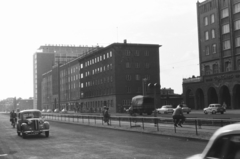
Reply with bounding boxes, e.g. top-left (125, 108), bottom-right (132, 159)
top-left (27, 120), bottom-right (32, 125)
